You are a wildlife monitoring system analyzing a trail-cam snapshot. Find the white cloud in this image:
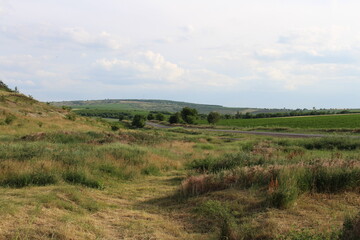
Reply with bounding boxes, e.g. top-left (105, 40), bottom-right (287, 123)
top-left (95, 50), bottom-right (237, 88)
top-left (63, 28), bottom-right (123, 50)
